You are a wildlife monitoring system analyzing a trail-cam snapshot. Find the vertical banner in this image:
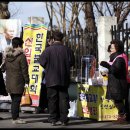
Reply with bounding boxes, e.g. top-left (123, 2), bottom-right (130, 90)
top-left (23, 24), bottom-right (47, 107)
top-left (0, 19), bottom-right (21, 52)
